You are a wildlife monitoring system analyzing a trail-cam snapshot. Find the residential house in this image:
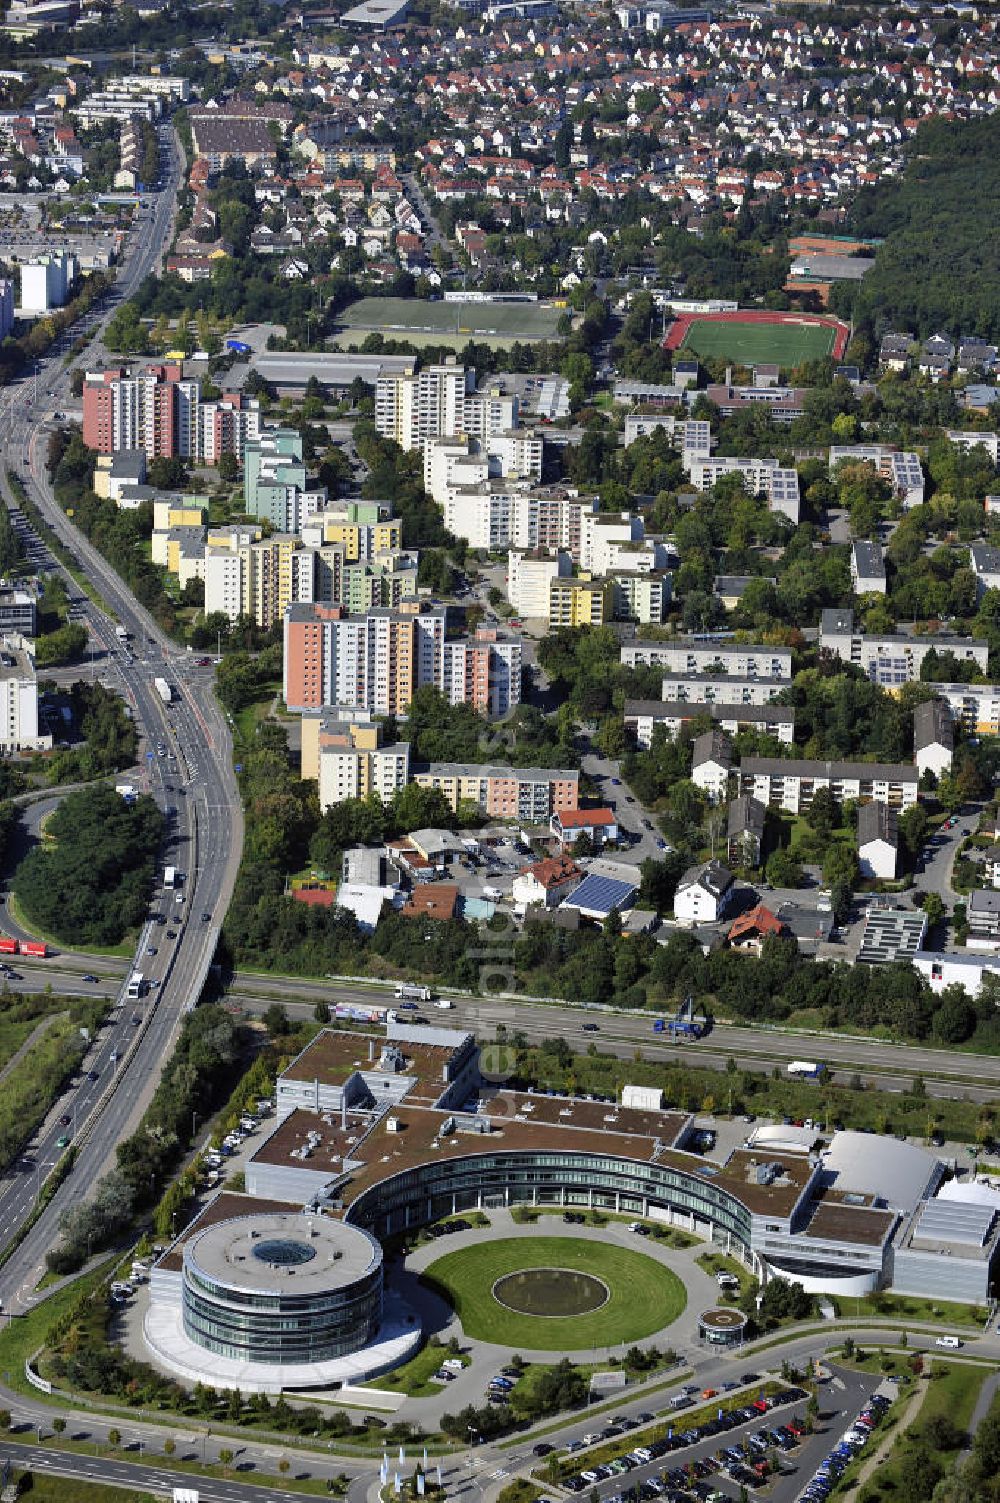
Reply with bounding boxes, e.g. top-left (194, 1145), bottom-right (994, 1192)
top-left (913, 700), bottom-right (954, 779)
top-left (851, 540), bottom-right (886, 595)
top-left (858, 801), bottom-right (899, 881)
top-left (691, 729), bottom-right (733, 803)
top-left (727, 795), bottom-right (766, 869)
top-left (727, 904), bottom-right (786, 955)
top-left (674, 860), bottom-right (736, 925)
top-left (512, 855), bottom-right (583, 909)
